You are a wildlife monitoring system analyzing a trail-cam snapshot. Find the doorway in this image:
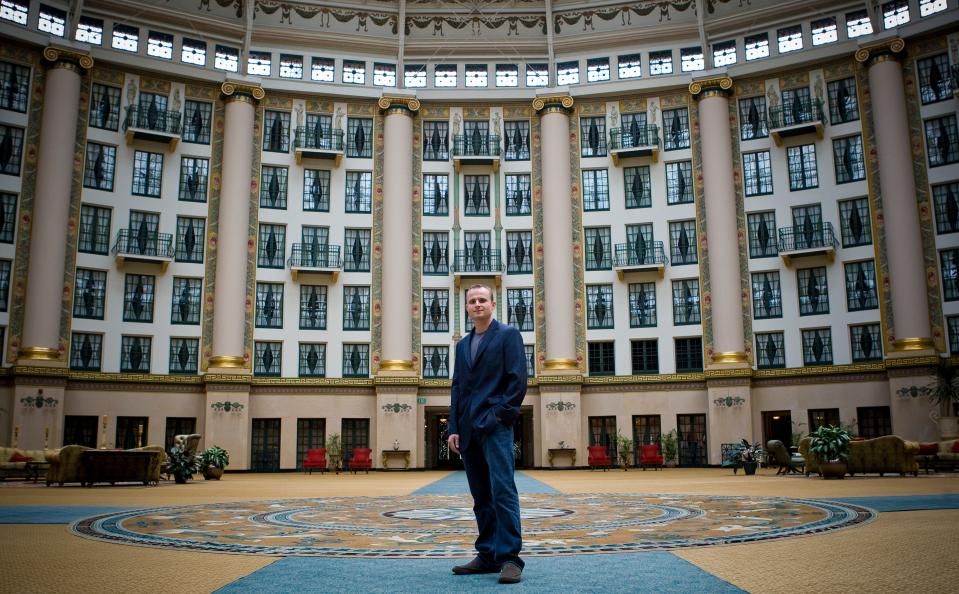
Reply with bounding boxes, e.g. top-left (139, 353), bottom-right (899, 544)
top-left (251, 418), bottom-right (281, 472)
top-left (677, 414), bottom-right (707, 466)
top-left (426, 407), bottom-right (462, 470)
top-left (588, 416), bottom-right (618, 466)
top-left (762, 410), bottom-right (792, 447)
